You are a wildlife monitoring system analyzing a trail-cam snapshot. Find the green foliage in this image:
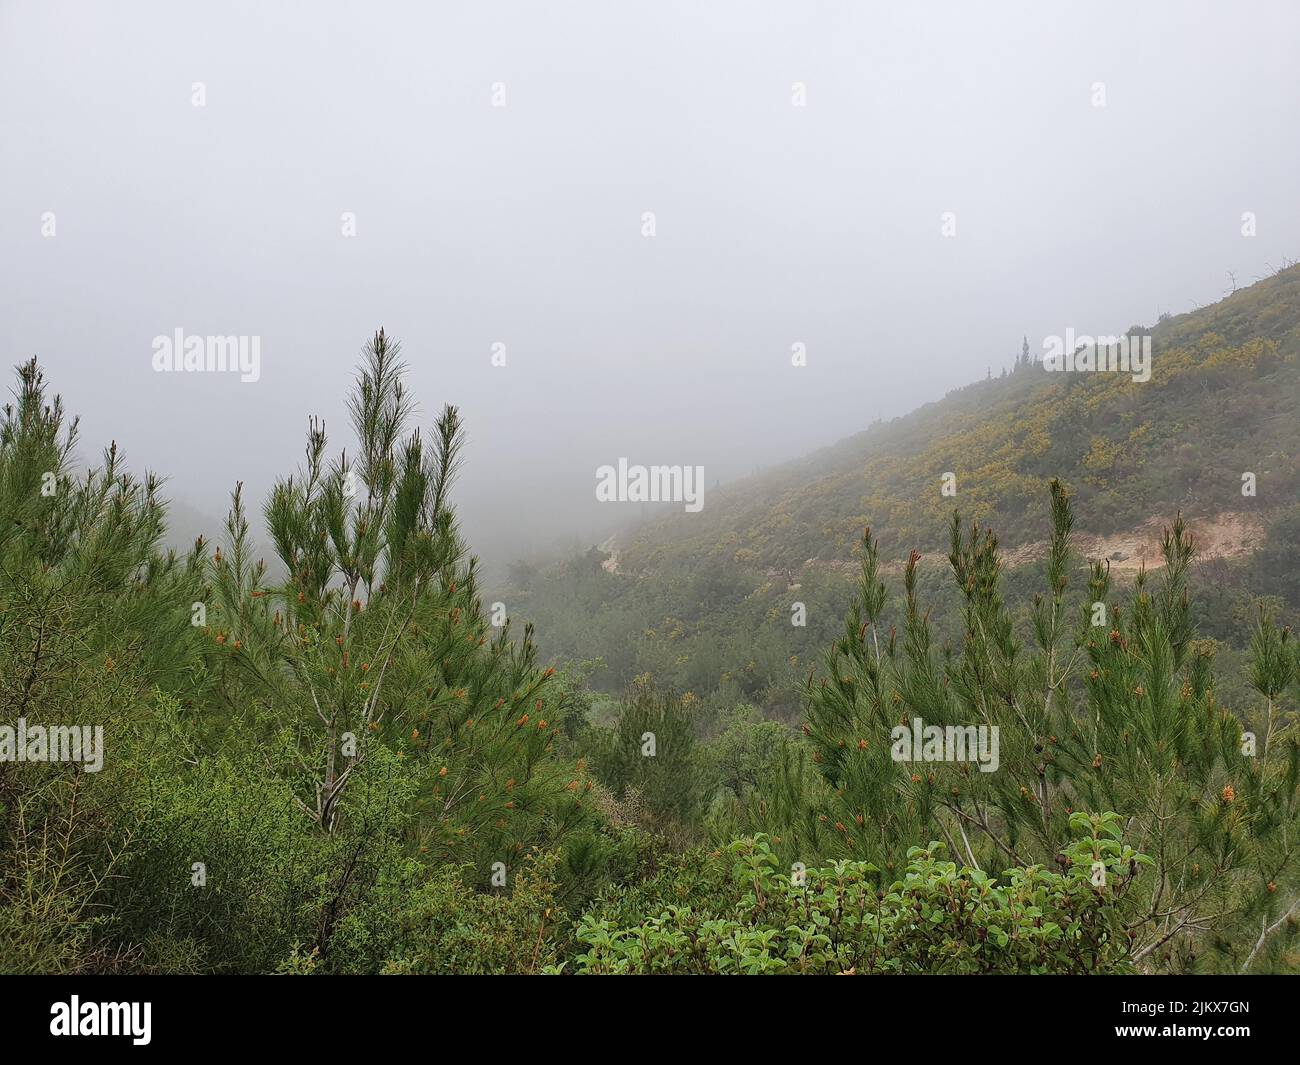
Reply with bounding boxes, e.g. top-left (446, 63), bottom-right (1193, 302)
top-left (1254, 503), bottom-right (1300, 610)
top-left (5, 285), bottom-right (1299, 975)
top-left (338, 851), bottom-right (566, 975)
top-left (588, 679), bottom-right (706, 832)
top-left (796, 482), bottom-right (1300, 972)
top-left (0, 342), bottom-right (596, 974)
top-left (0, 360), bottom-right (207, 973)
top-left (102, 701), bottom-right (424, 973)
top-left (559, 823), bottom-right (1143, 974)
top-left (704, 704), bottom-right (789, 800)
top-left (203, 331), bottom-right (594, 879)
